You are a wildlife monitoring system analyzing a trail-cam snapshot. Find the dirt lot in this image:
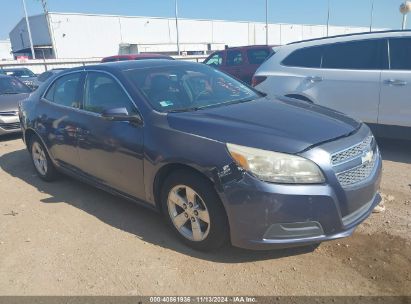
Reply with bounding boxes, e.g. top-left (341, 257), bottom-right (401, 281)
top-left (0, 134), bottom-right (410, 296)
